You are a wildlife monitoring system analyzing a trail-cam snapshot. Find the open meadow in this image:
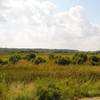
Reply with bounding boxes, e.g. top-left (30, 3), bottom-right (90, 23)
top-left (0, 50), bottom-right (100, 100)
